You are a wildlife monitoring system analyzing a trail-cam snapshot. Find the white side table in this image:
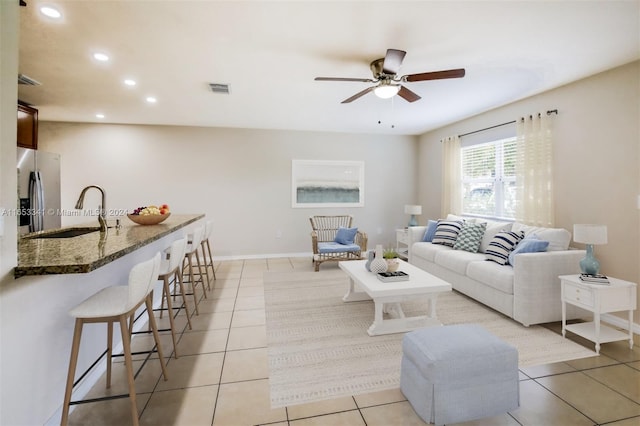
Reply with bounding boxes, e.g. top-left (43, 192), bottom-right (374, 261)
top-left (559, 274), bottom-right (637, 354)
top-left (396, 228), bottom-right (410, 260)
